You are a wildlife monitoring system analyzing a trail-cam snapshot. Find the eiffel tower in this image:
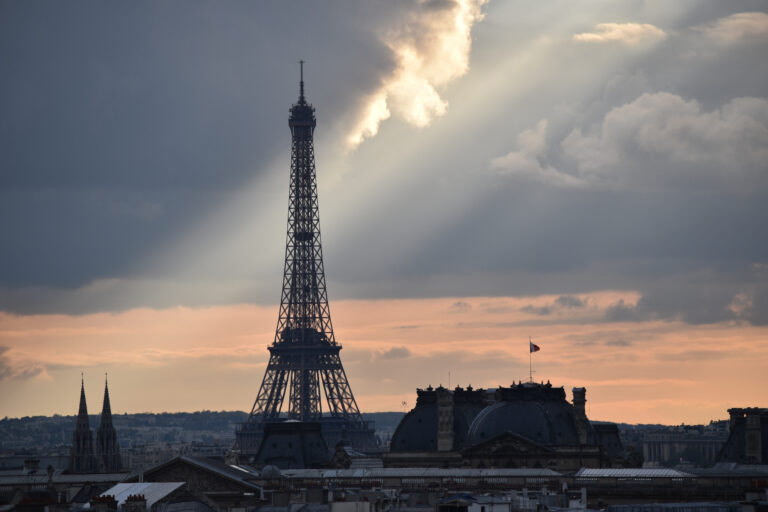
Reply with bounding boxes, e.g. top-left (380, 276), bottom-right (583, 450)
top-left (235, 63), bottom-right (377, 458)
